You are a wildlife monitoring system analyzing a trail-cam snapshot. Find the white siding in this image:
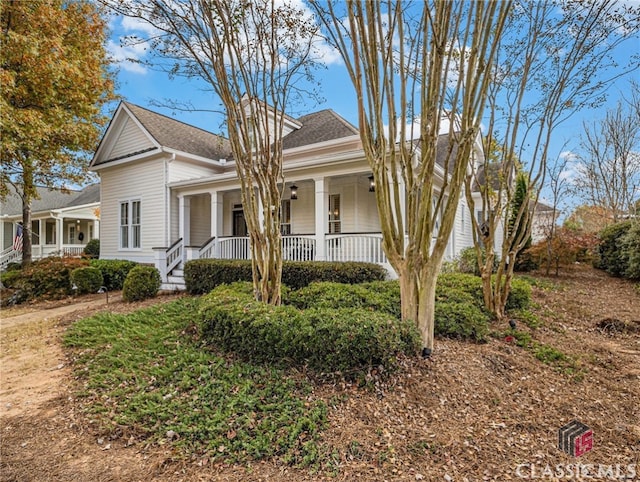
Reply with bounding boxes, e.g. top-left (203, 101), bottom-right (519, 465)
top-left (99, 157), bottom-right (167, 263)
top-left (189, 194), bottom-right (211, 245)
top-left (106, 117), bottom-right (154, 160)
top-left (291, 182), bottom-right (315, 234)
top-left (168, 160), bottom-right (216, 182)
